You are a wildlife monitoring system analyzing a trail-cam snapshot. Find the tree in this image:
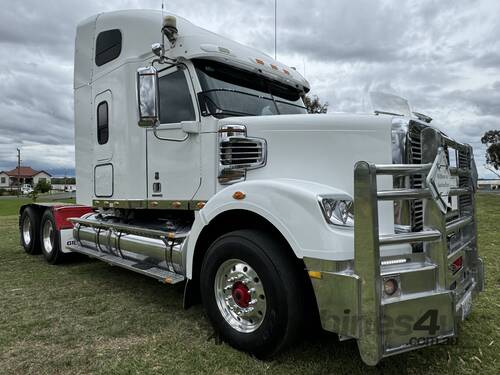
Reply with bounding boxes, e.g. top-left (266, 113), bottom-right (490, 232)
top-left (35, 180), bottom-right (52, 194)
top-left (481, 130), bottom-right (500, 177)
top-left (303, 94), bottom-right (328, 114)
